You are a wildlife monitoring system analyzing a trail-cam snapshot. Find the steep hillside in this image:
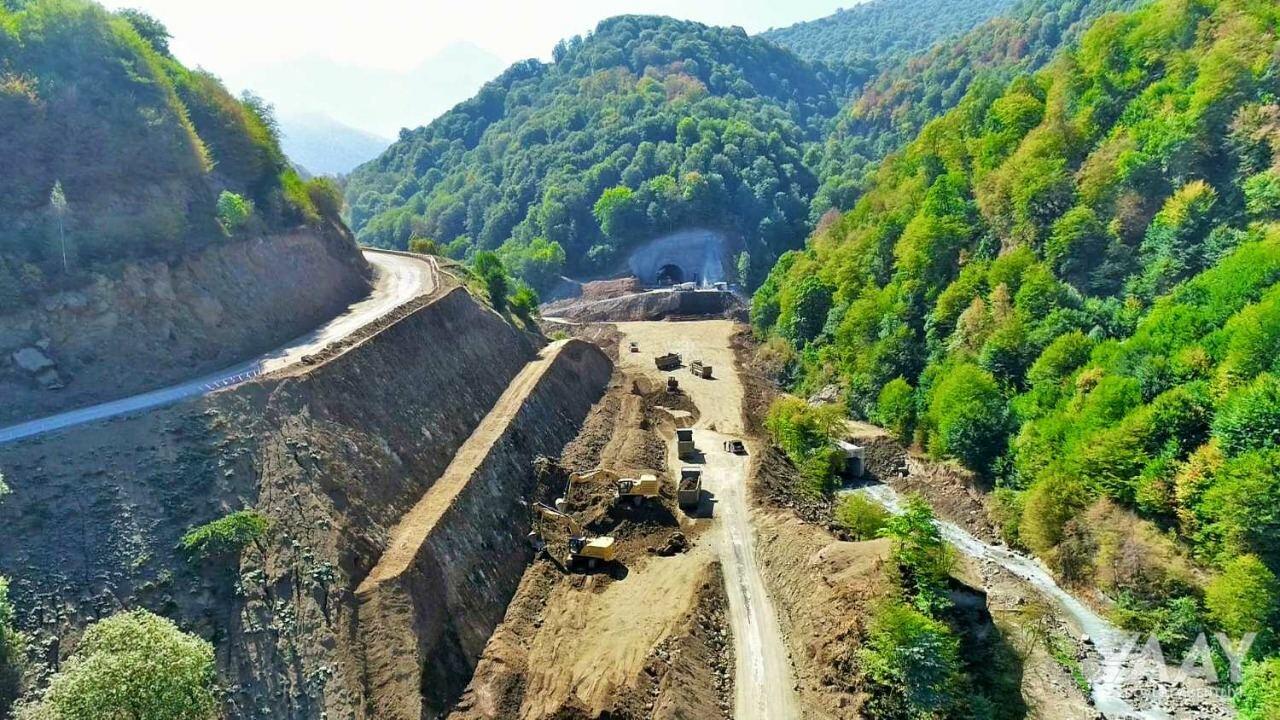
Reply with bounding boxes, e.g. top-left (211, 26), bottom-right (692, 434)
top-left (345, 15), bottom-right (845, 288)
top-left (756, 0), bottom-right (1280, 698)
top-left (810, 0), bottom-right (1147, 213)
top-left (762, 0), bottom-right (1017, 70)
top-left (0, 0), bottom-right (354, 312)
